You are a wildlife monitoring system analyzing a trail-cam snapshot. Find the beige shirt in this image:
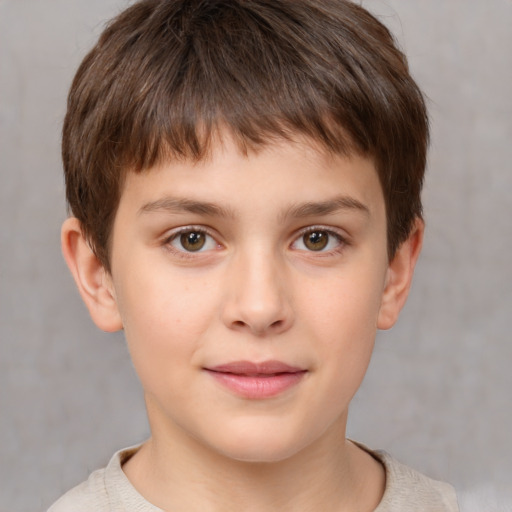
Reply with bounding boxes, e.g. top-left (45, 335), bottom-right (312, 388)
top-left (48, 444), bottom-right (459, 511)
